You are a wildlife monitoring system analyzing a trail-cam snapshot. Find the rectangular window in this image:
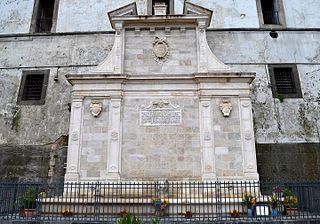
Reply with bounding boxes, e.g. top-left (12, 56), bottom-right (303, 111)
top-left (261, 0), bottom-right (279, 24)
top-left (256, 0), bottom-right (286, 27)
top-left (269, 65), bottom-right (302, 99)
top-left (30, 0), bottom-right (59, 33)
top-left (17, 70), bottom-right (49, 105)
